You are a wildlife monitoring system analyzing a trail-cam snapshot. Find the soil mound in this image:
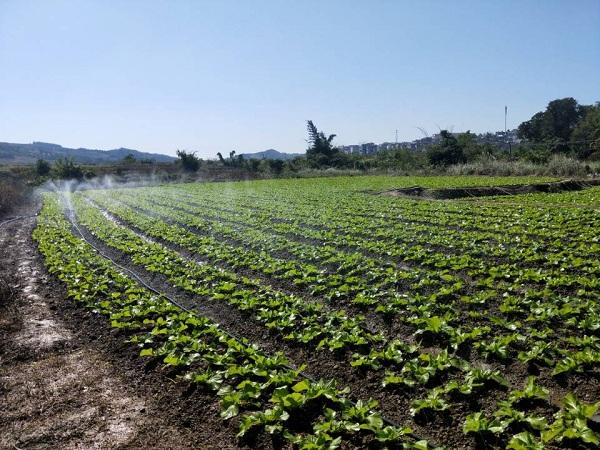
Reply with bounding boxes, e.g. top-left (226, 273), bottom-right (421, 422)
top-left (378, 179), bottom-right (600, 199)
